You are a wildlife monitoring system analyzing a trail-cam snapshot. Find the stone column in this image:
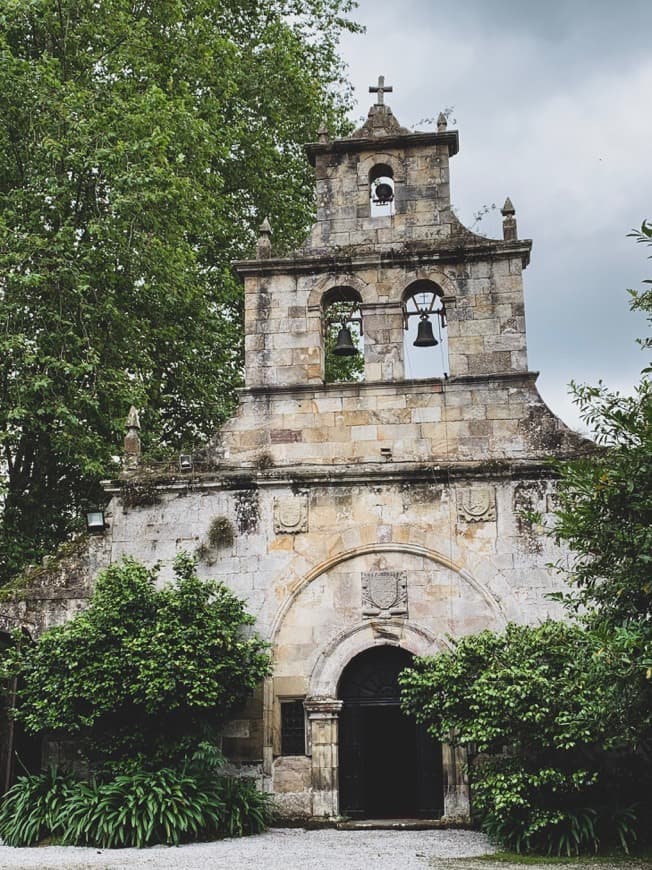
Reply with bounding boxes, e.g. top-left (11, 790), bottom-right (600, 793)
top-left (262, 677), bottom-right (274, 780)
top-left (361, 303), bottom-right (405, 382)
top-left (304, 697), bottom-right (343, 817)
top-left (442, 742), bottom-right (470, 820)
